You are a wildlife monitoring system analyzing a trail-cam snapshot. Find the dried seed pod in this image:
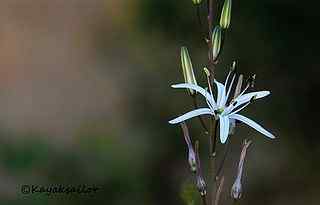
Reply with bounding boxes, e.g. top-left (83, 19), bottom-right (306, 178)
top-left (220, 0), bottom-right (232, 29)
